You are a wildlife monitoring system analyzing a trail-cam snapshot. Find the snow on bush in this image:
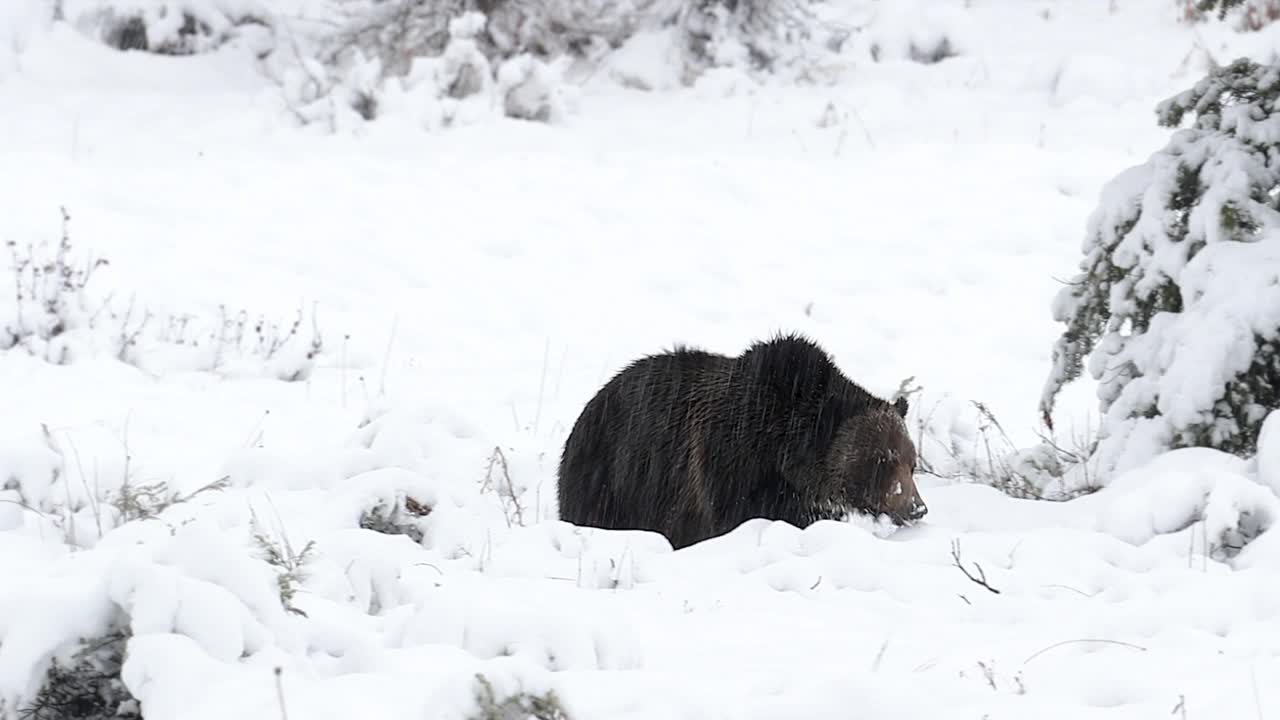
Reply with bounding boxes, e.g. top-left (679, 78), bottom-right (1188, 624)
top-left (601, 26), bottom-right (685, 90)
top-left (899, 382), bottom-right (1098, 501)
top-left (853, 0), bottom-right (972, 66)
top-left (468, 673), bottom-right (570, 720)
top-left (320, 0), bottom-right (661, 74)
top-left (1, 209), bottom-right (326, 382)
top-left (496, 52), bottom-right (571, 122)
top-left (271, 9), bottom-right (574, 131)
top-left (1182, 0), bottom-right (1280, 31)
top-left (0, 417), bottom-right (232, 549)
top-left (63, 0), bottom-right (270, 54)
top-left (1041, 57), bottom-right (1280, 482)
top-left (1, 208), bottom-right (109, 366)
top-left (673, 0), bottom-right (850, 81)
top-left (18, 623), bottom-right (137, 720)
top-left (269, 0), bottom-right (862, 129)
